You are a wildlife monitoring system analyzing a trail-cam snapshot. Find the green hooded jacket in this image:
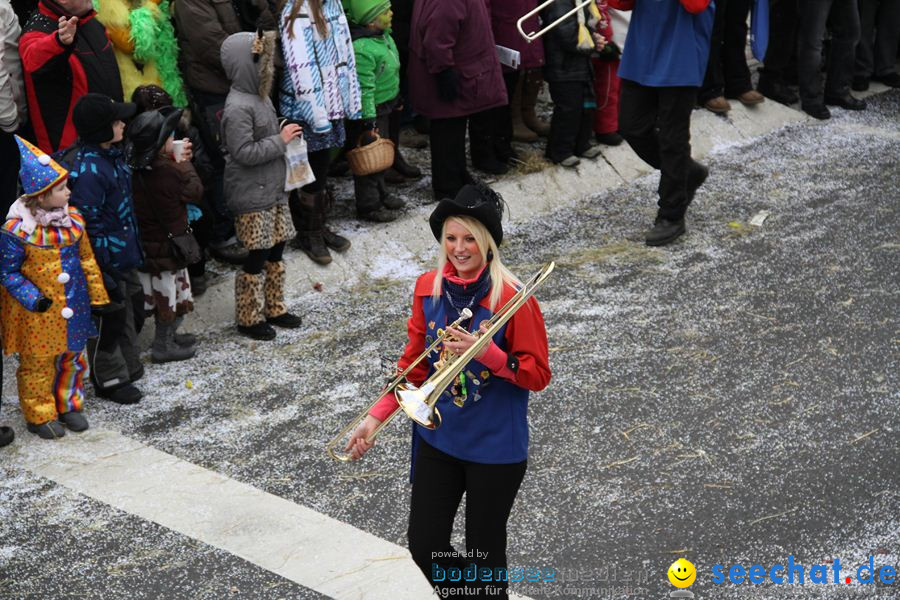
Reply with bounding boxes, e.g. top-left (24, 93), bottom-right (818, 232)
top-left (350, 27), bottom-right (400, 119)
